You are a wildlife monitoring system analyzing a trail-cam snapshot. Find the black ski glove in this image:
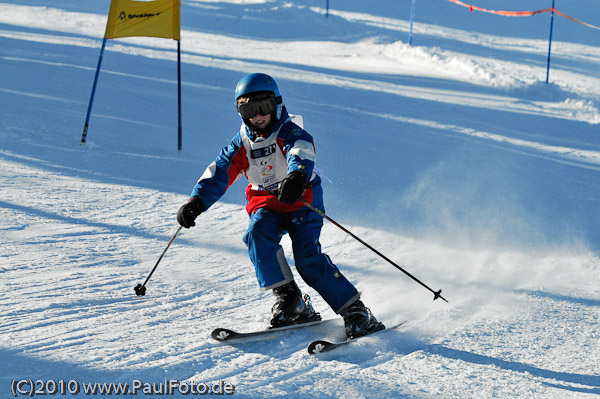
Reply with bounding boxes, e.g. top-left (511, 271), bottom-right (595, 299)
top-left (278, 171), bottom-right (307, 204)
top-left (177, 197), bottom-right (205, 228)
